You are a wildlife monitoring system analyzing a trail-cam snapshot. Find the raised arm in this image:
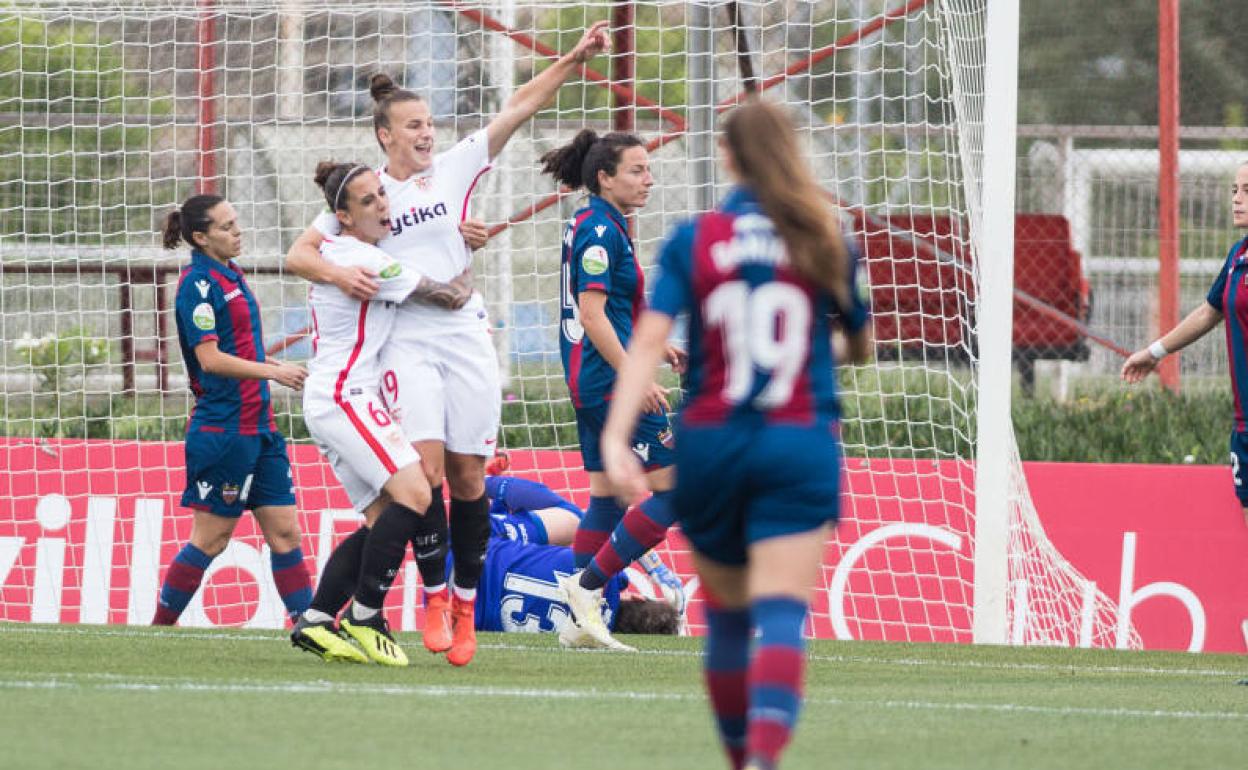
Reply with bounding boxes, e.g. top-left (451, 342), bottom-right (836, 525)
top-left (485, 21), bottom-right (611, 160)
top-left (285, 225), bottom-right (379, 301)
top-left (1121, 301), bottom-right (1223, 383)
